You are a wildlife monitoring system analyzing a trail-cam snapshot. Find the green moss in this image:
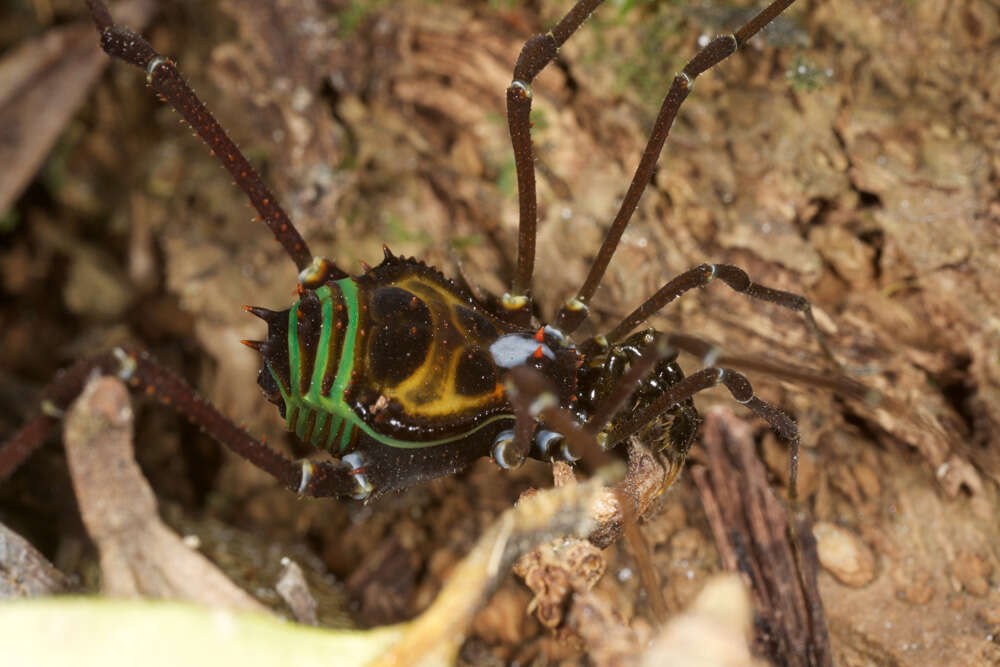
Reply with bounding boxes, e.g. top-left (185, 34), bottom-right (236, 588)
top-left (338, 0), bottom-right (389, 37)
top-left (384, 212), bottom-right (432, 246)
top-left (582, 0), bottom-right (687, 117)
top-left (785, 55), bottom-right (831, 92)
top-left (449, 233), bottom-right (485, 250)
